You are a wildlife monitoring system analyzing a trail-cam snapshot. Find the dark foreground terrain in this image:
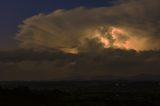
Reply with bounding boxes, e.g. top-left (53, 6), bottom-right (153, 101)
top-left (0, 81), bottom-right (160, 106)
